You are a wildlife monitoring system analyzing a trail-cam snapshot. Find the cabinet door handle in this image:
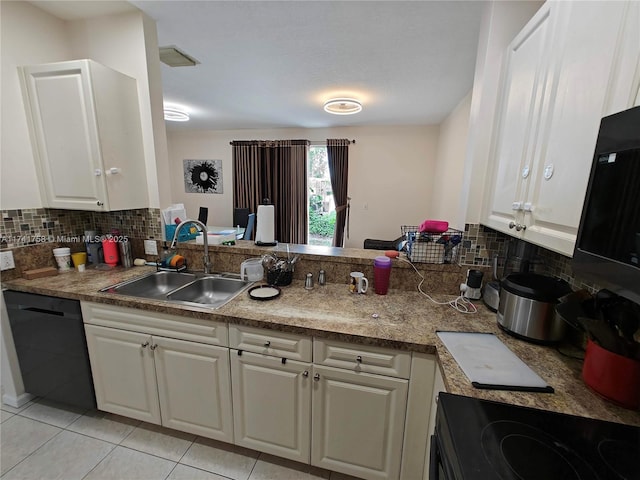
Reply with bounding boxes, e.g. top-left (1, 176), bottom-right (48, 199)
top-left (150, 344), bottom-right (158, 351)
top-left (313, 373), bottom-right (320, 381)
top-left (141, 342), bottom-right (149, 348)
top-left (264, 340), bottom-right (271, 347)
top-left (97, 201), bottom-right (104, 206)
top-left (356, 355), bottom-right (363, 363)
top-left (302, 371), bottom-right (309, 377)
top-left (509, 221), bottom-right (527, 232)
